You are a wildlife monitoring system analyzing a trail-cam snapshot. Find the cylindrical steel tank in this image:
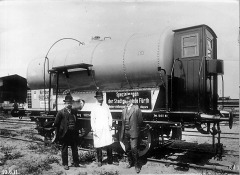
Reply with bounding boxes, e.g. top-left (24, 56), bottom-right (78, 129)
top-left (27, 28), bottom-right (174, 91)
